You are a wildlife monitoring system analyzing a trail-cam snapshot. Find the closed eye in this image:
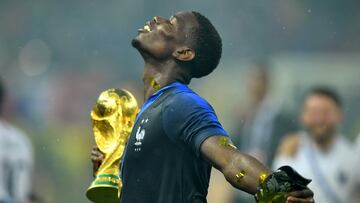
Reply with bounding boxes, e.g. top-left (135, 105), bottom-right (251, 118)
top-left (169, 16), bottom-right (176, 25)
